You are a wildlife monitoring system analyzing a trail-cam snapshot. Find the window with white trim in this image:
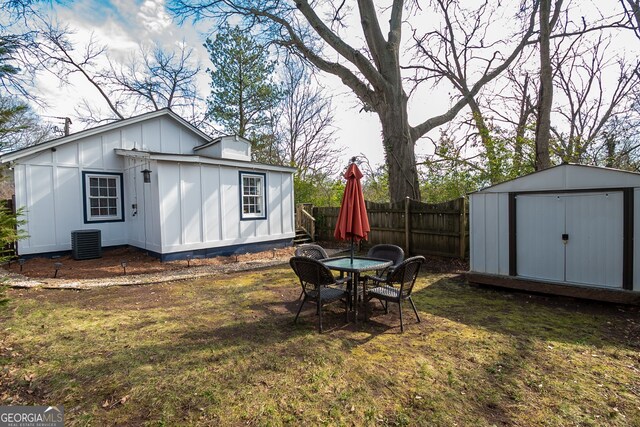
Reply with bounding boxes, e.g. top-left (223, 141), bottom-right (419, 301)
top-left (240, 173), bottom-right (266, 219)
top-left (83, 173), bottom-right (123, 222)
